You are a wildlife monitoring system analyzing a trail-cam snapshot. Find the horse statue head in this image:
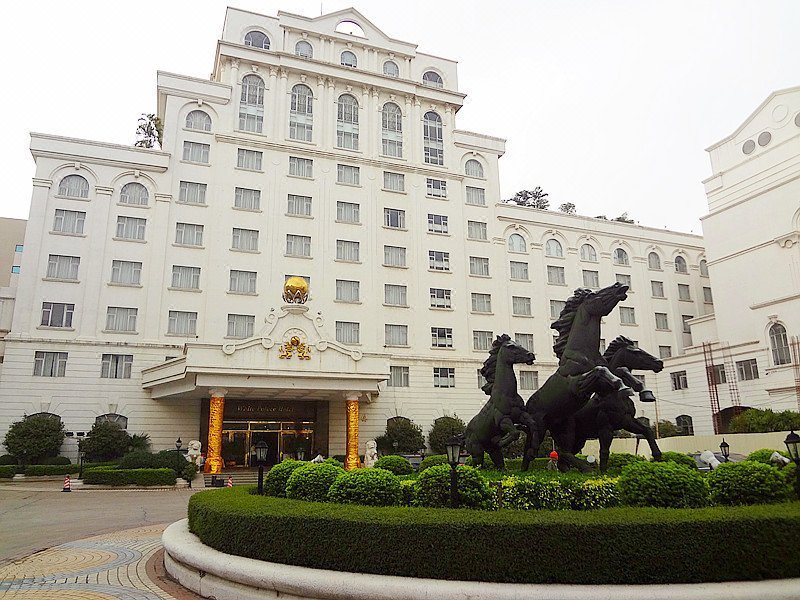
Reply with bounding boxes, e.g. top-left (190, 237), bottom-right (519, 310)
top-left (480, 334), bottom-right (535, 396)
top-left (603, 336), bottom-right (663, 373)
